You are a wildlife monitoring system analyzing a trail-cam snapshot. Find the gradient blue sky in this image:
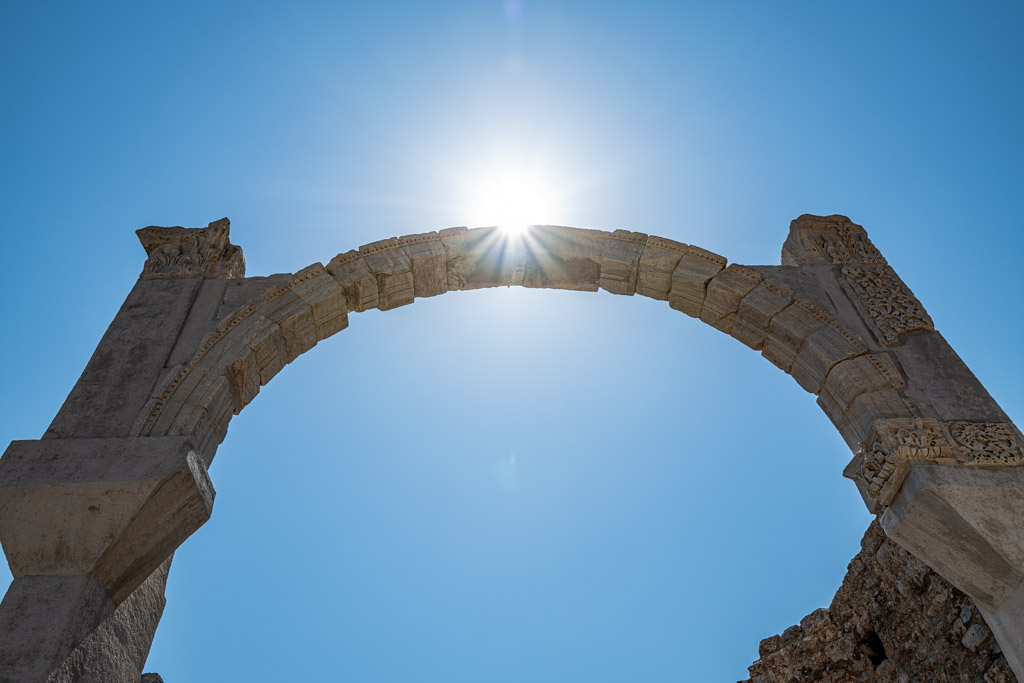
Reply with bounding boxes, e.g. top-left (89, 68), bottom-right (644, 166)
top-left (2, 2), bottom-right (1023, 681)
